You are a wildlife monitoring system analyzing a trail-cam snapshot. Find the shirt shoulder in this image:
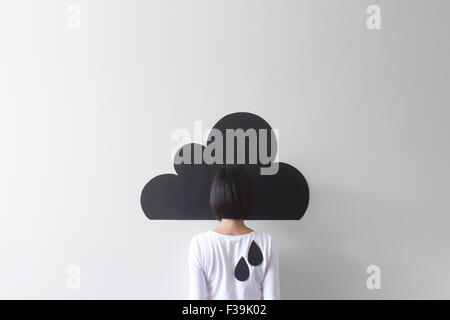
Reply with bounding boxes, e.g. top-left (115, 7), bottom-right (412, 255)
top-left (190, 231), bottom-right (213, 247)
top-left (252, 231), bottom-right (277, 253)
top-left (253, 231), bottom-right (273, 243)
